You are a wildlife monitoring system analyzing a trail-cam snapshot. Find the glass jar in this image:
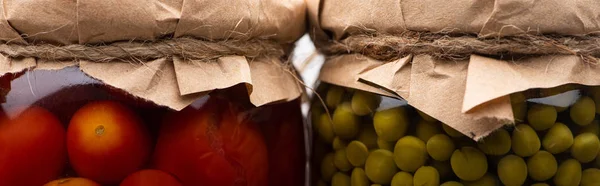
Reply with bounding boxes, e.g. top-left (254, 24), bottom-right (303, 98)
top-left (0, 67), bottom-right (306, 186)
top-left (310, 82), bottom-right (600, 186)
